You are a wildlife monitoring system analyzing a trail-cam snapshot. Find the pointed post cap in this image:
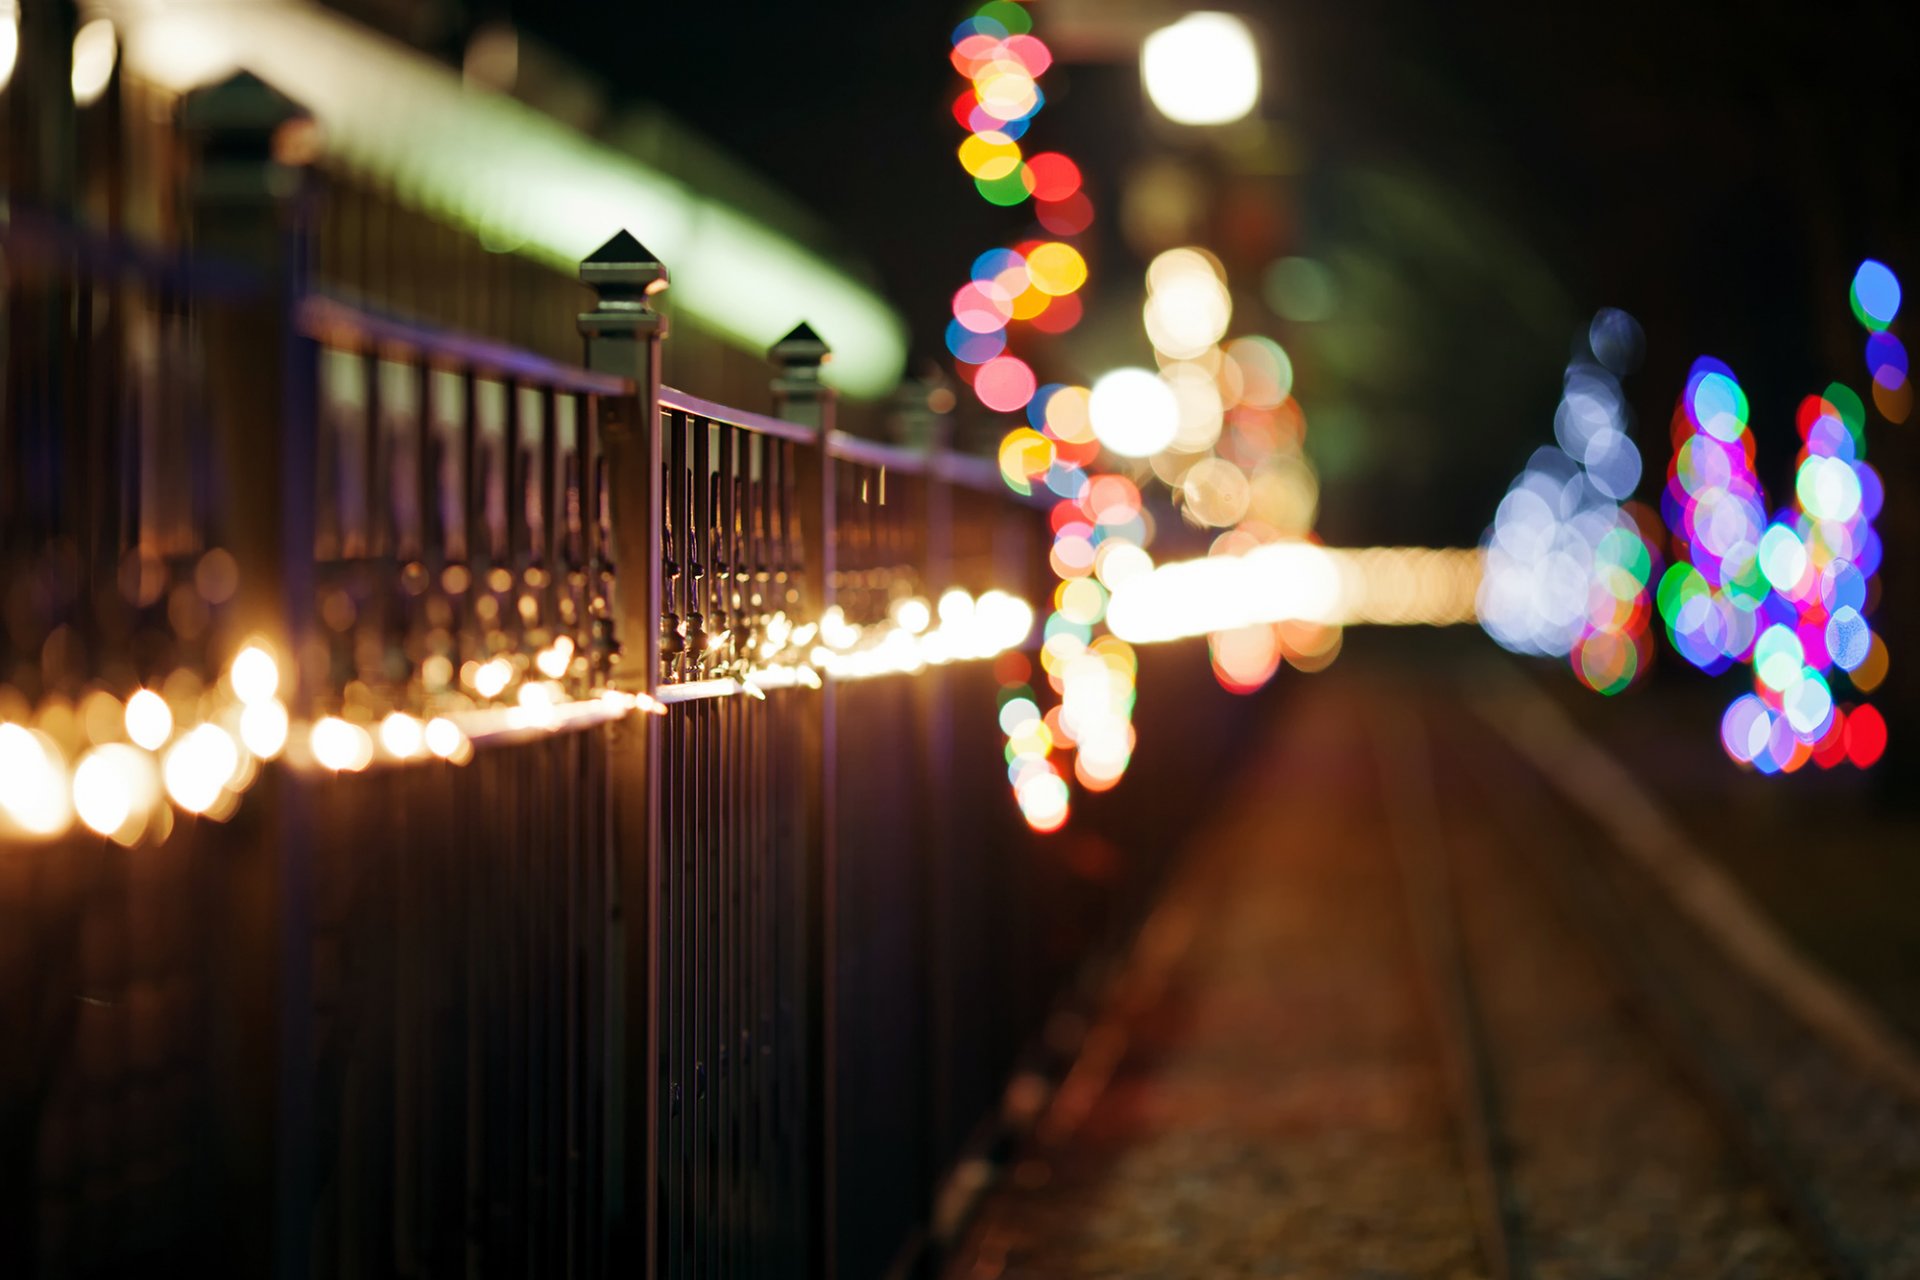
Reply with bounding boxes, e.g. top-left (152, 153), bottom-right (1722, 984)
top-left (180, 71), bottom-right (309, 137)
top-left (580, 231), bottom-right (668, 348)
top-left (769, 321), bottom-right (831, 371)
top-left (770, 322), bottom-right (834, 430)
top-left (181, 72), bottom-right (316, 211)
top-left (580, 230), bottom-right (669, 298)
